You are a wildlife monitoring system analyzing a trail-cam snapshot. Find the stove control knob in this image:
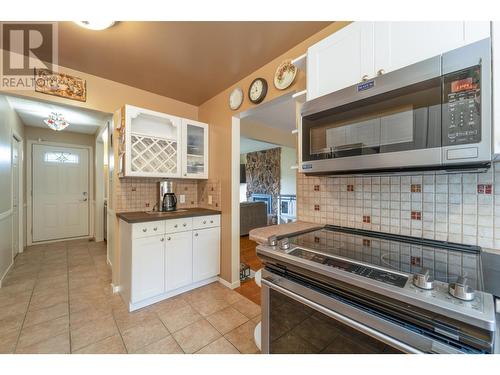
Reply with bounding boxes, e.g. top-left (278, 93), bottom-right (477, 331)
top-left (279, 238), bottom-right (290, 251)
top-left (448, 276), bottom-right (475, 301)
top-left (412, 268), bottom-right (434, 290)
